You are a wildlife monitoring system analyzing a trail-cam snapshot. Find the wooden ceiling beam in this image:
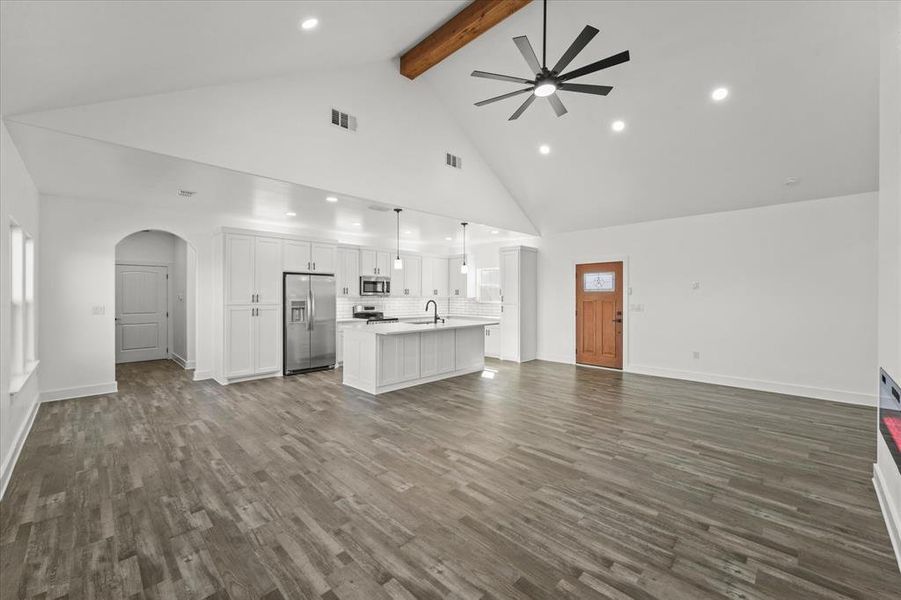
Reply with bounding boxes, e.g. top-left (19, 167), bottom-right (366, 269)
top-left (400, 0), bottom-right (532, 80)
